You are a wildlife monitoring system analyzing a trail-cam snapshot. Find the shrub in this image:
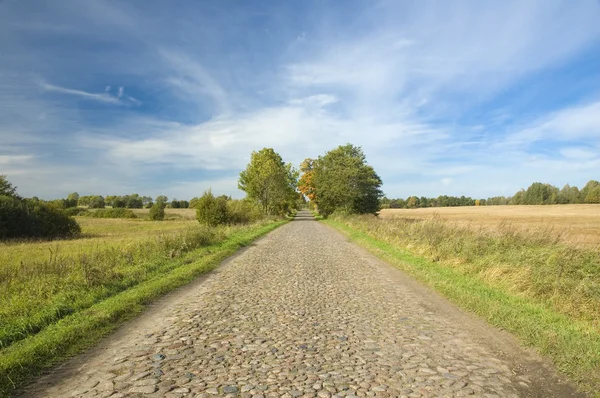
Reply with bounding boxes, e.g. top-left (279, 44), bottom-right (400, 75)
top-left (196, 190), bottom-right (230, 226)
top-left (0, 195), bottom-right (81, 240)
top-left (85, 208), bottom-right (137, 219)
top-left (148, 202), bottom-right (165, 221)
top-left (227, 199), bottom-right (263, 224)
top-left (63, 207), bottom-right (89, 216)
